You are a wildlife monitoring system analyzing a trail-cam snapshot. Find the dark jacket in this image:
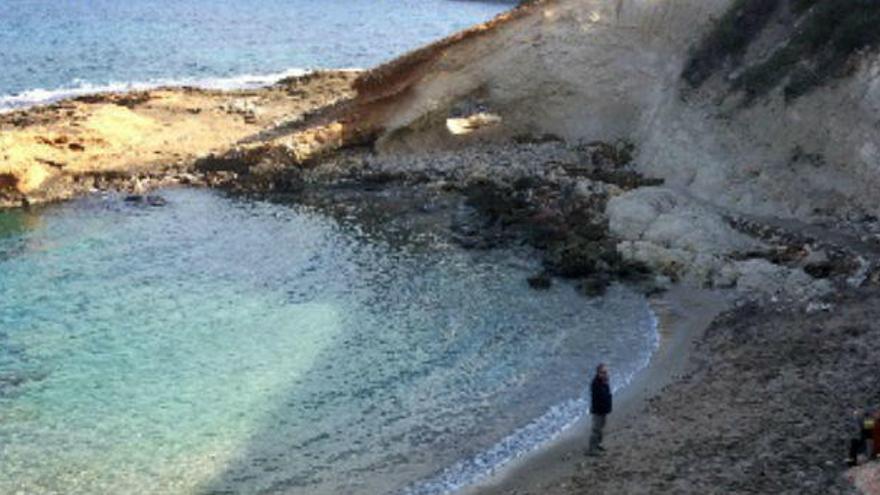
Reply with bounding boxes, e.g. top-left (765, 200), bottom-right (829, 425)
top-left (591, 376), bottom-right (612, 415)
